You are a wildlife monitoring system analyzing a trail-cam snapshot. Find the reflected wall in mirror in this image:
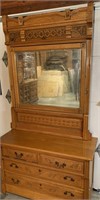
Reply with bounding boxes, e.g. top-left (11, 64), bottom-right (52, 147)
top-left (16, 48), bottom-right (81, 108)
